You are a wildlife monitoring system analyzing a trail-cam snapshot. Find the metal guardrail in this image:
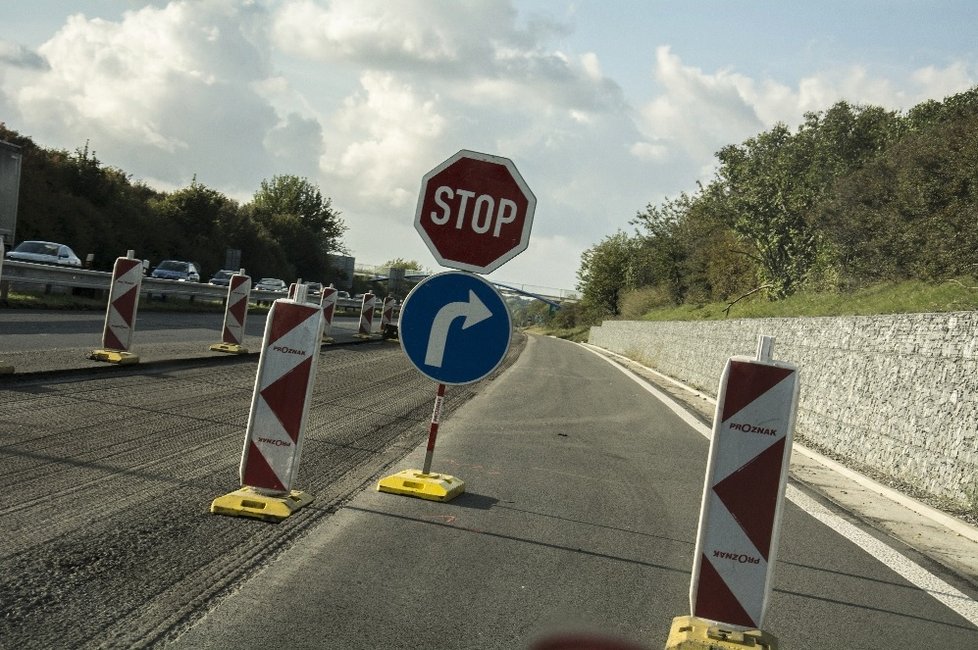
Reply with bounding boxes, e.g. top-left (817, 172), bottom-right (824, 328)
top-left (0, 260), bottom-right (363, 309)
